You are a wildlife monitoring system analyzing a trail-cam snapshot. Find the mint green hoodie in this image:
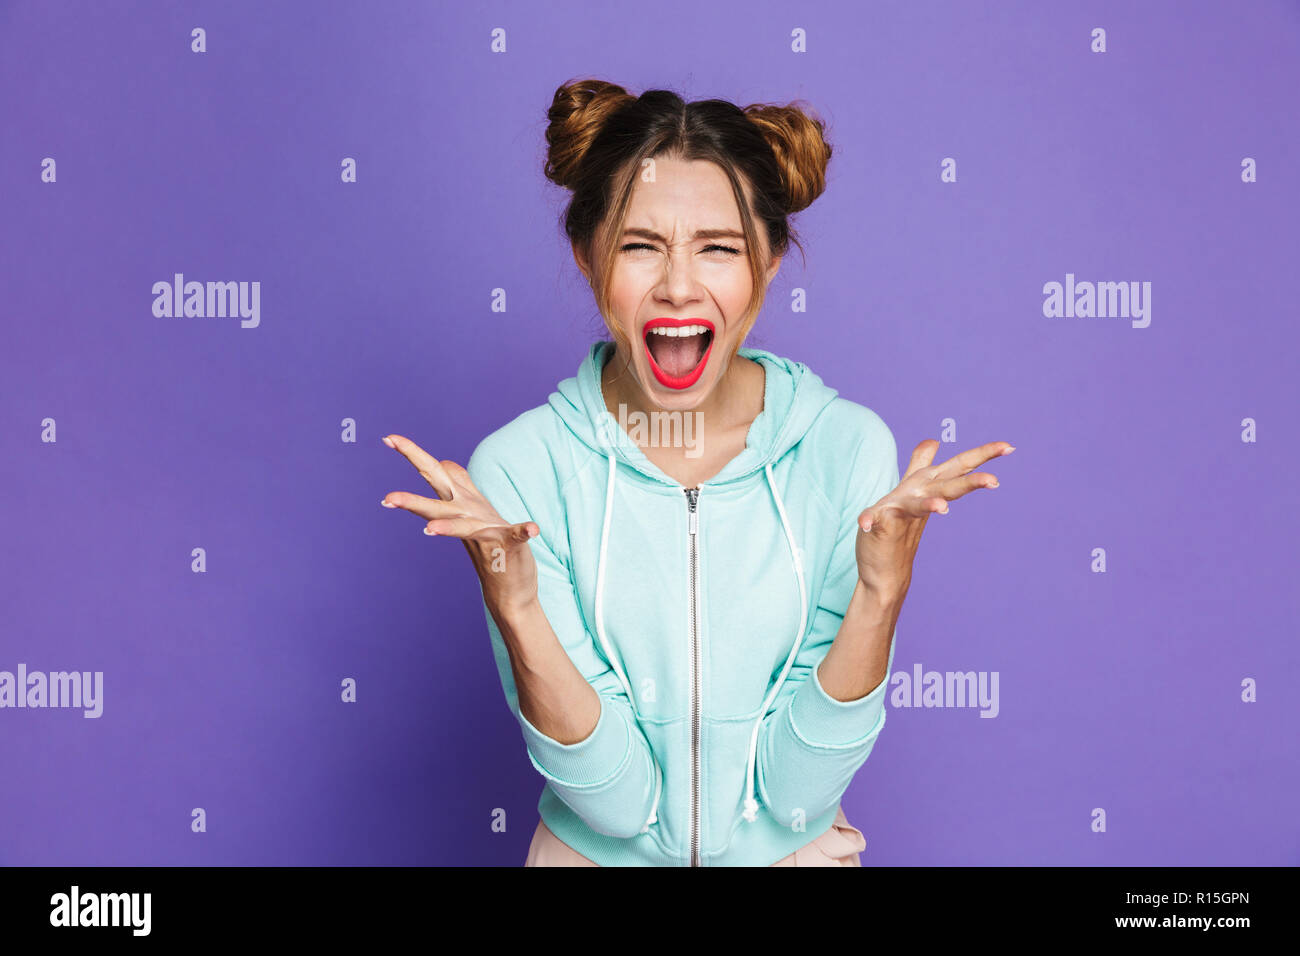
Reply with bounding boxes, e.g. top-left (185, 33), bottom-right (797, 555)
top-left (467, 340), bottom-right (900, 866)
